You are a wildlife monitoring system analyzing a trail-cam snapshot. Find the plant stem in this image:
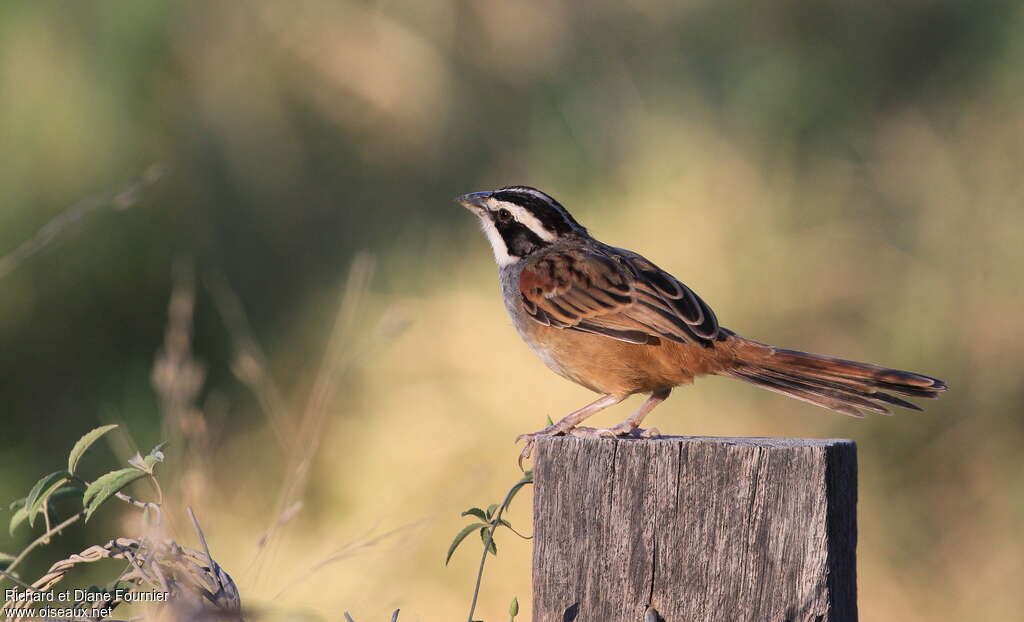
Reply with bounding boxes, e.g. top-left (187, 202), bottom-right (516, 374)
top-left (69, 473), bottom-right (159, 514)
top-left (0, 567), bottom-right (34, 591)
top-left (1, 510), bottom-right (84, 585)
top-left (466, 482), bottom-right (526, 622)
